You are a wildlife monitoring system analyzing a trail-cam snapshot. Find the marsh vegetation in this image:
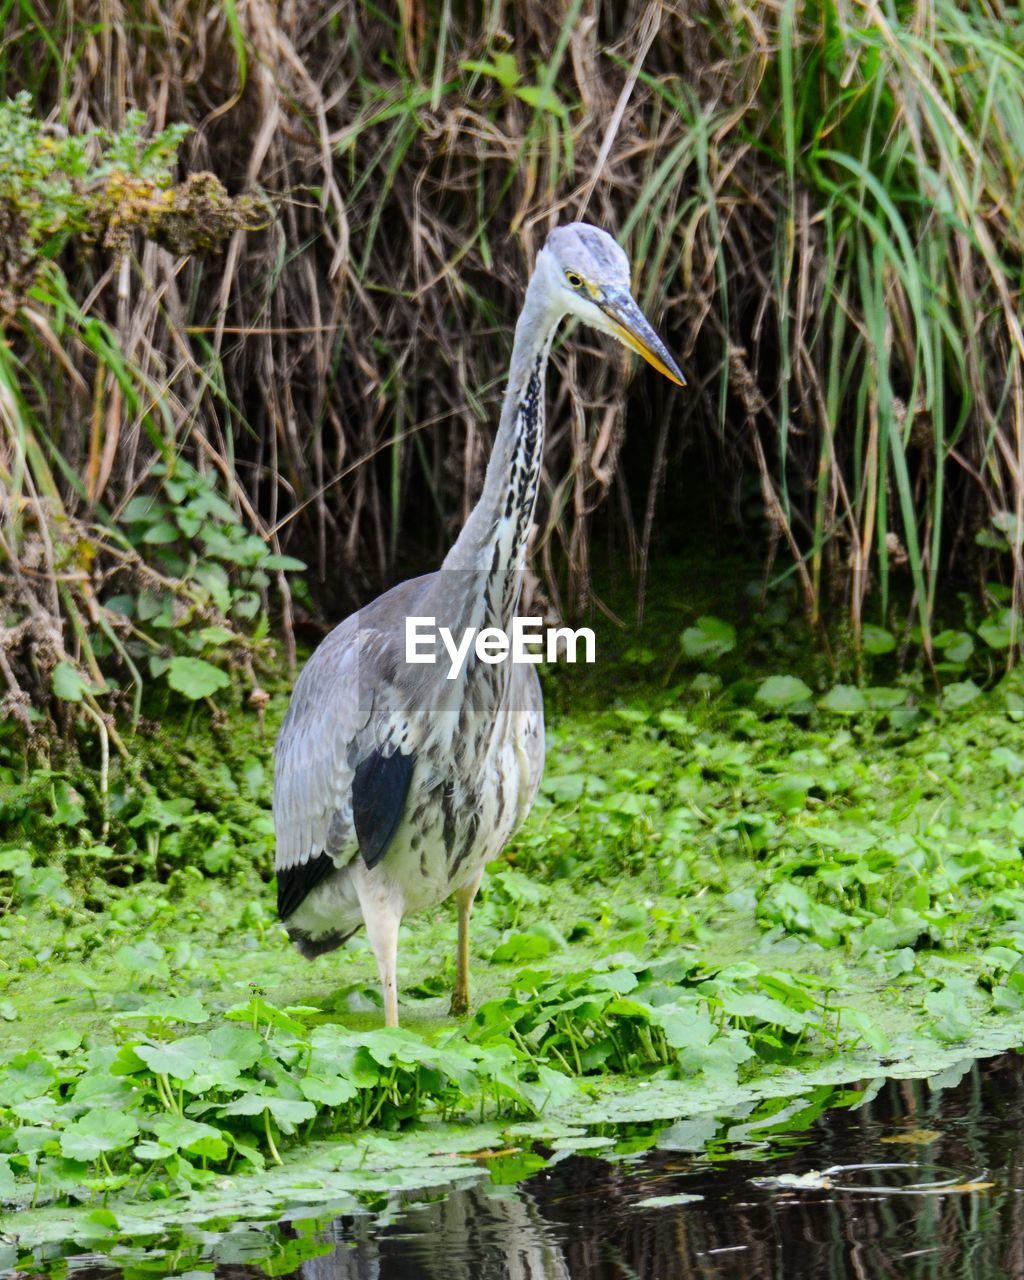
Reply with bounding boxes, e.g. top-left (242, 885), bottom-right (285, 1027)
top-left (5, 567), bottom-right (1024, 1256)
top-left (3, 0), bottom-right (1024, 1270)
